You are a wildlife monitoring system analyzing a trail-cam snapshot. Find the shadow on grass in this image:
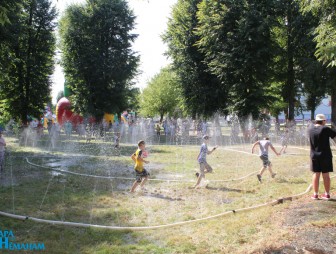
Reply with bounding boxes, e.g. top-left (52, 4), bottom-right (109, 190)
top-left (144, 192), bottom-right (184, 201)
top-left (206, 186), bottom-right (254, 193)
